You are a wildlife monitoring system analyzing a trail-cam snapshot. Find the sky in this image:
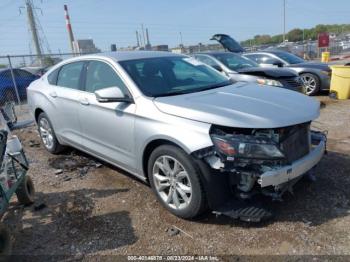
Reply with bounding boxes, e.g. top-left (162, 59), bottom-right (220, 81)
top-left (0, 0), bottom-right (350, 55)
